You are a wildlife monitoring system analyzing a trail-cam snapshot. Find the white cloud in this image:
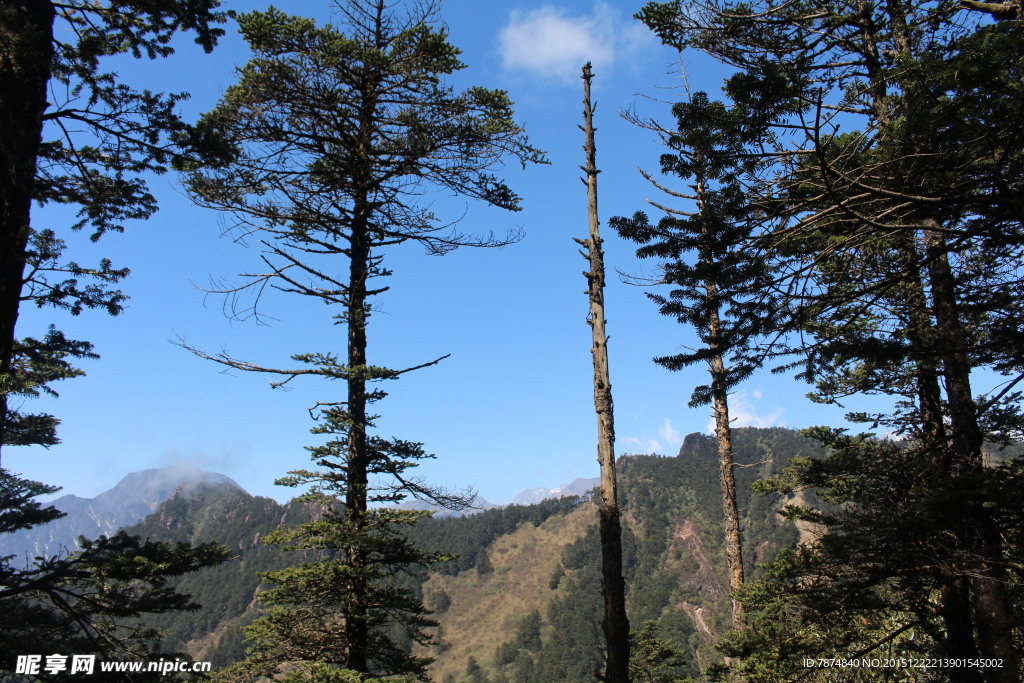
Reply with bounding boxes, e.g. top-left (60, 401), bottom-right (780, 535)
top-left (658, 418), bottom-right (682, 446)
top-left (705, 390), bottom-right (786, 433)
top-left (619, 435), bottom-right (663, 454)
top-left (498, 3), bottom-right (651, 81)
